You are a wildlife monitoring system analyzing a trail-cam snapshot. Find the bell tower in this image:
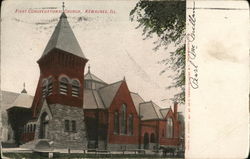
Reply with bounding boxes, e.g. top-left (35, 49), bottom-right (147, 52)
top-left (31, 6), bottom-right (88, 117)
top-left (31, 3), bottom-right (88, 149)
